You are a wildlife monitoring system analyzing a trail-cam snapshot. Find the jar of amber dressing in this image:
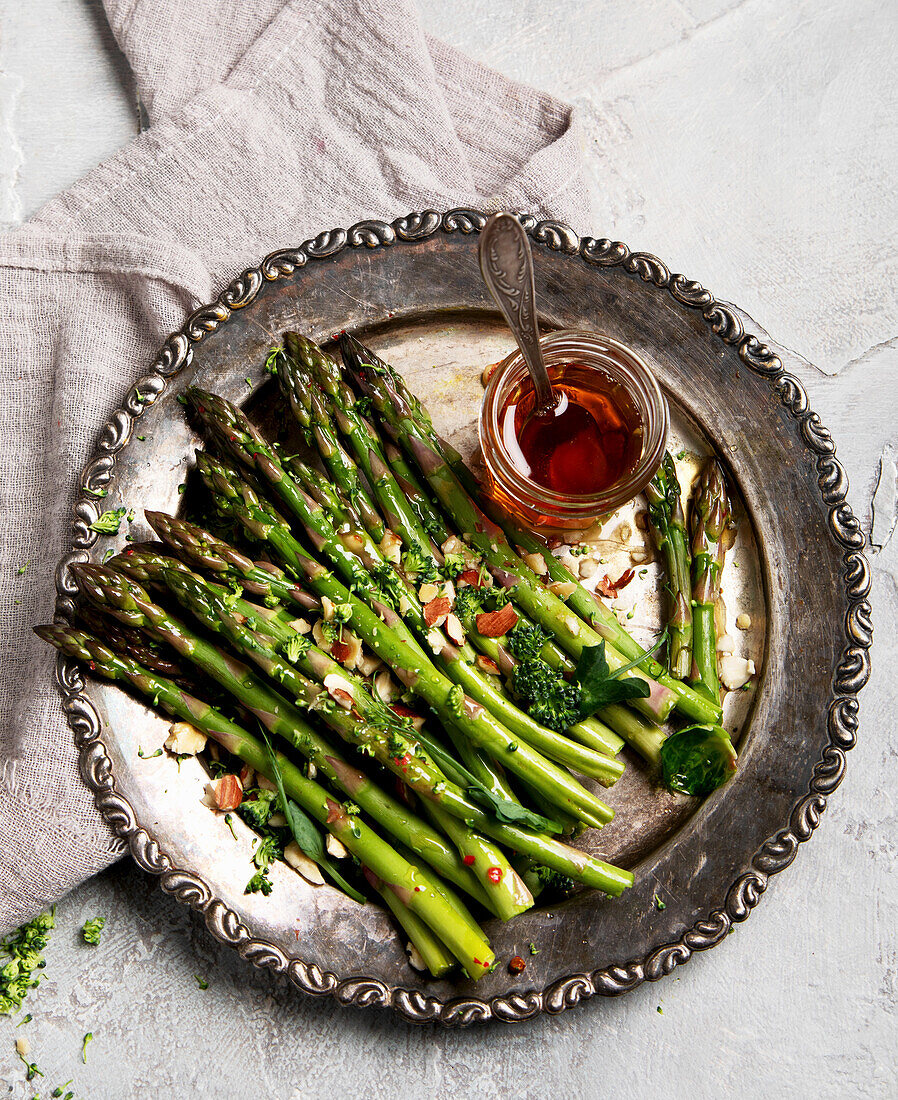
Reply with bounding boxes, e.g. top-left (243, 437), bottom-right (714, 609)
top-left (478, 331), bottom-right (669, 530)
